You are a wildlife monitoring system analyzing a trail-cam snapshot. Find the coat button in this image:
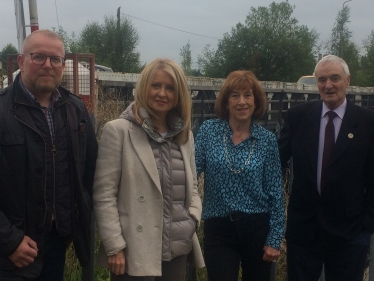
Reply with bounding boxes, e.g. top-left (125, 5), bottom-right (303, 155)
top-left (139, 196), bottom-right (145, 202)
top-left (136, 225), bottom-right (143, 232)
